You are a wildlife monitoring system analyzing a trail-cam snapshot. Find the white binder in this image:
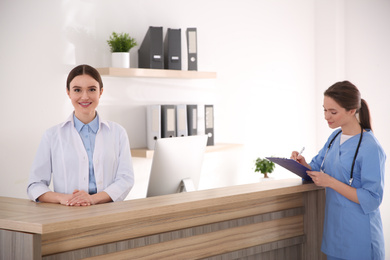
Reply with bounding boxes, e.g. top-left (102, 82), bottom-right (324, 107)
top-left (186, 28), bottom-right (198, 71)
top-left (205, 105), bottom-right (214, 146)
top-left (146, 105), bottom-right (161, 150)
top-left (176, 104), bottom-right (188, 137)
top-left (161, 105), bottom-right (176, 138)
